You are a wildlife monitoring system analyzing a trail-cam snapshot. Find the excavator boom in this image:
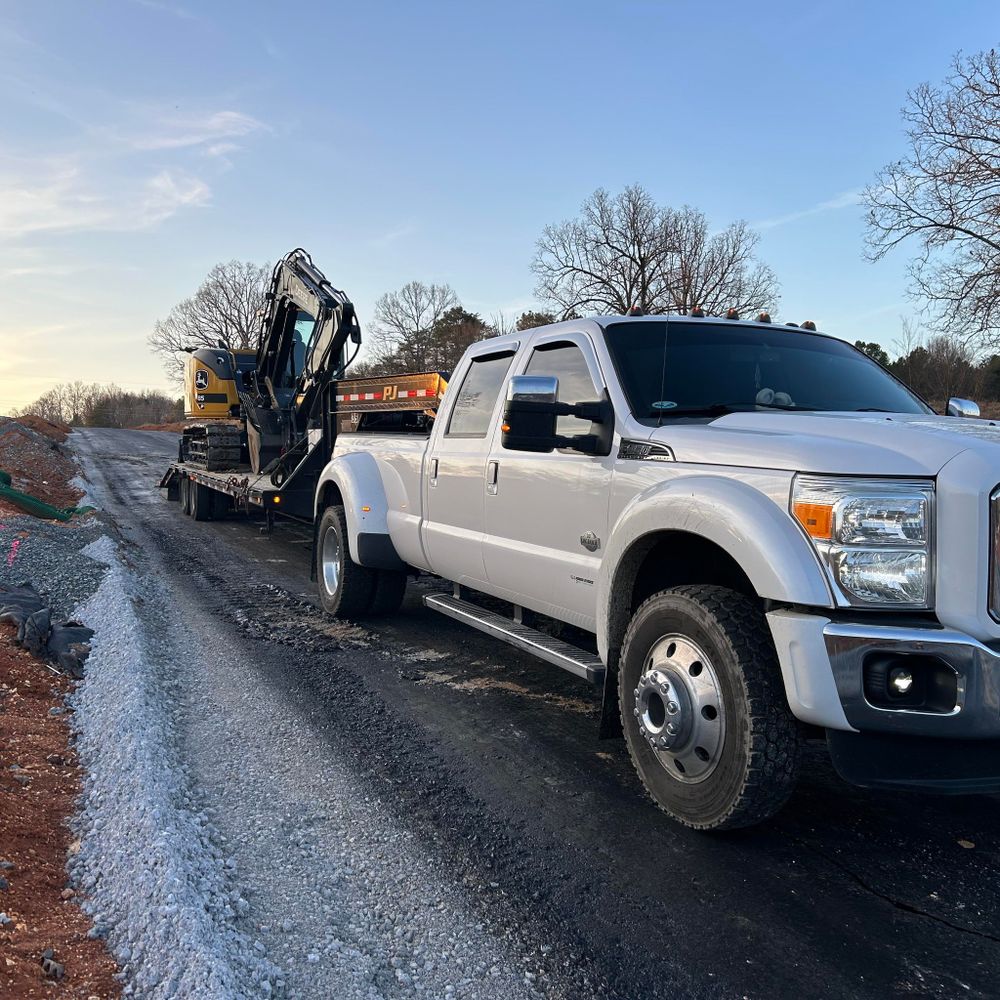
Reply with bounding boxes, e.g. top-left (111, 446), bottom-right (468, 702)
top-left (243, 249), bottom-right (362, 474)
